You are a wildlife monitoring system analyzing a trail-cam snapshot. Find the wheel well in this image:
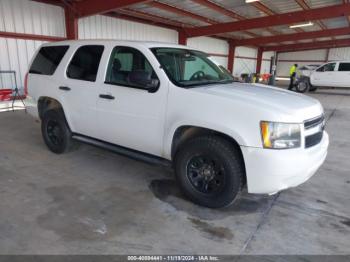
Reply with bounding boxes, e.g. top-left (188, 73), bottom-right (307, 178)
top-left (171, 126), bottom-right (246, 184)
top-left (37, 97), bottom-right (63, 120)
